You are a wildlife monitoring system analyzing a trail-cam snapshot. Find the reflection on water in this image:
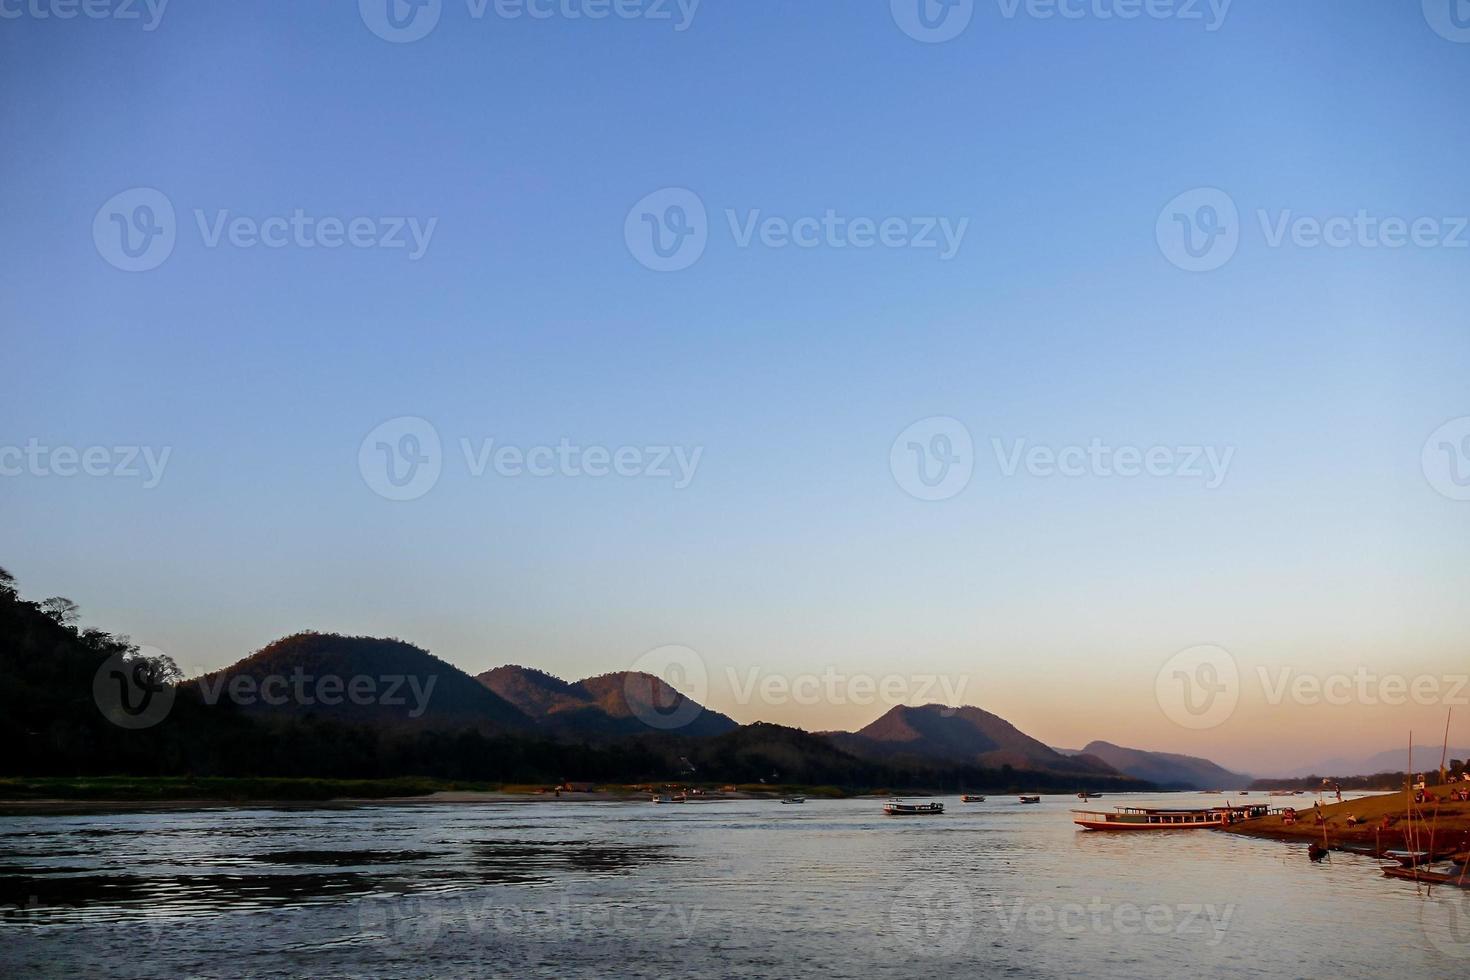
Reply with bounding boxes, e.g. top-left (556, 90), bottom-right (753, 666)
top-left (2, 794), bottom-right (1468, 979)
